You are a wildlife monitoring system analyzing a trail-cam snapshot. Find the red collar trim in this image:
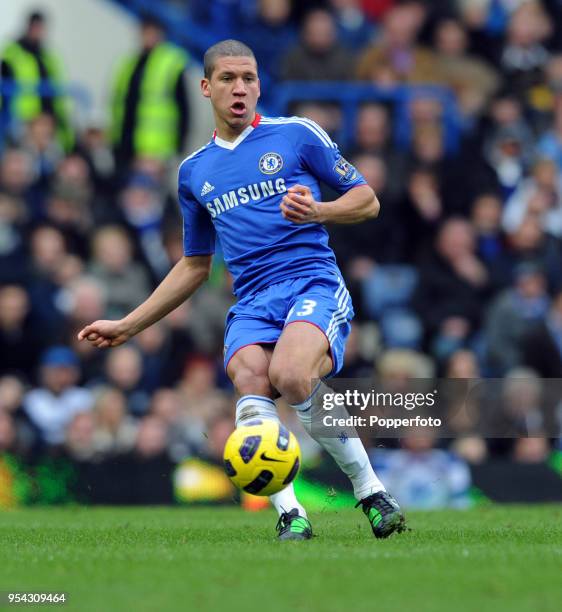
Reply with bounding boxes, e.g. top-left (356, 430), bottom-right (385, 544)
top-left (213, 114), bottom-right (261, 139)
